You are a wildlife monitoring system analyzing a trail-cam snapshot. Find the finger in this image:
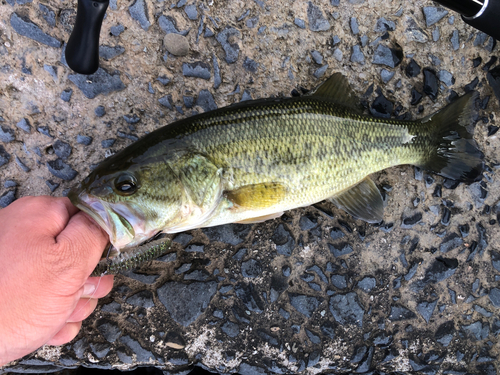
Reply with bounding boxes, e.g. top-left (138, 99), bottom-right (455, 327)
top-left (66, 298), bottom-right (98, 323)
top-left (81, 275), bottom-right (115, 299)
top-left (45, 321), bottom-right (82, 346)
top-left (55, 212), bottom-right (109, 275)
top-left (59, 197), bottom-right (80, 218)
